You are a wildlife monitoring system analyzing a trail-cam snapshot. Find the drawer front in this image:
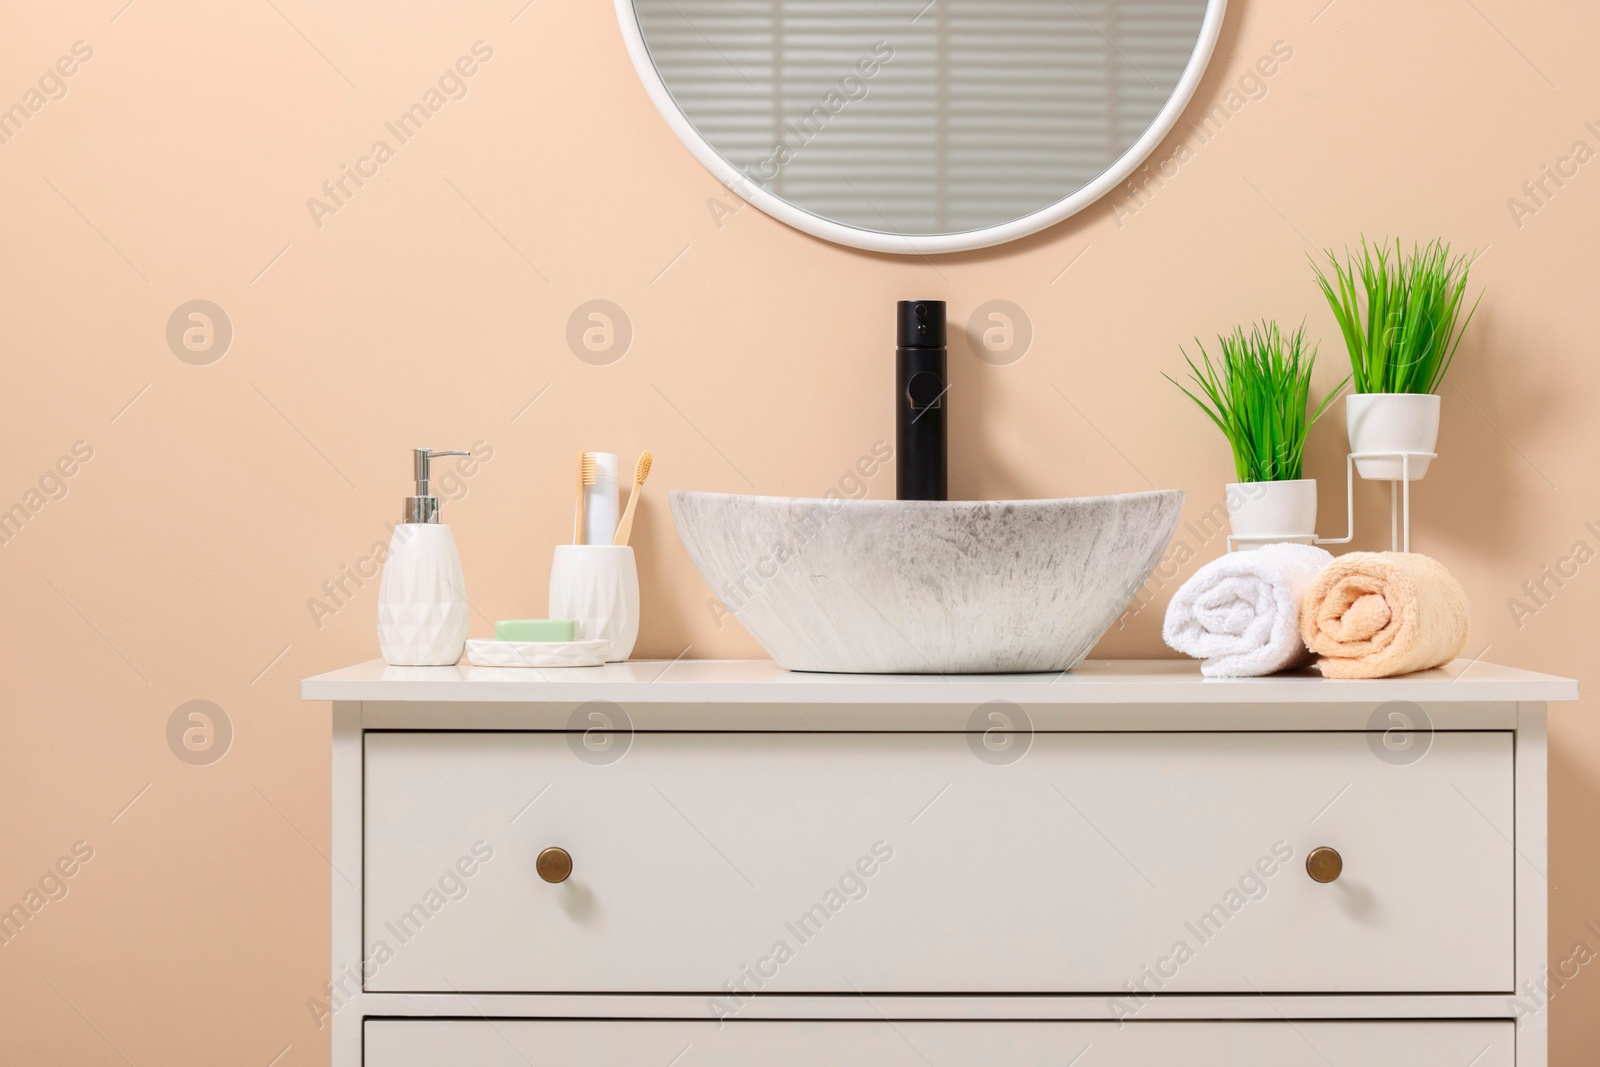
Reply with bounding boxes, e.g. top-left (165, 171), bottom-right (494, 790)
top-left (363, 731), bottom-right (1512, 993)
top-left (364, 1019), bottom-right (1515, 1066)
